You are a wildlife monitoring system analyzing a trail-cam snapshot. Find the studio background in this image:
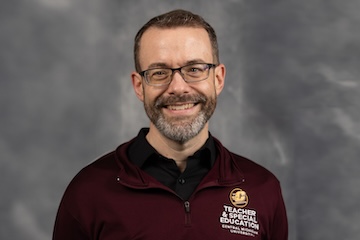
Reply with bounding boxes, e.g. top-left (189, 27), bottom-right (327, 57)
top-left (1, 0), bottom-right (359, 239)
